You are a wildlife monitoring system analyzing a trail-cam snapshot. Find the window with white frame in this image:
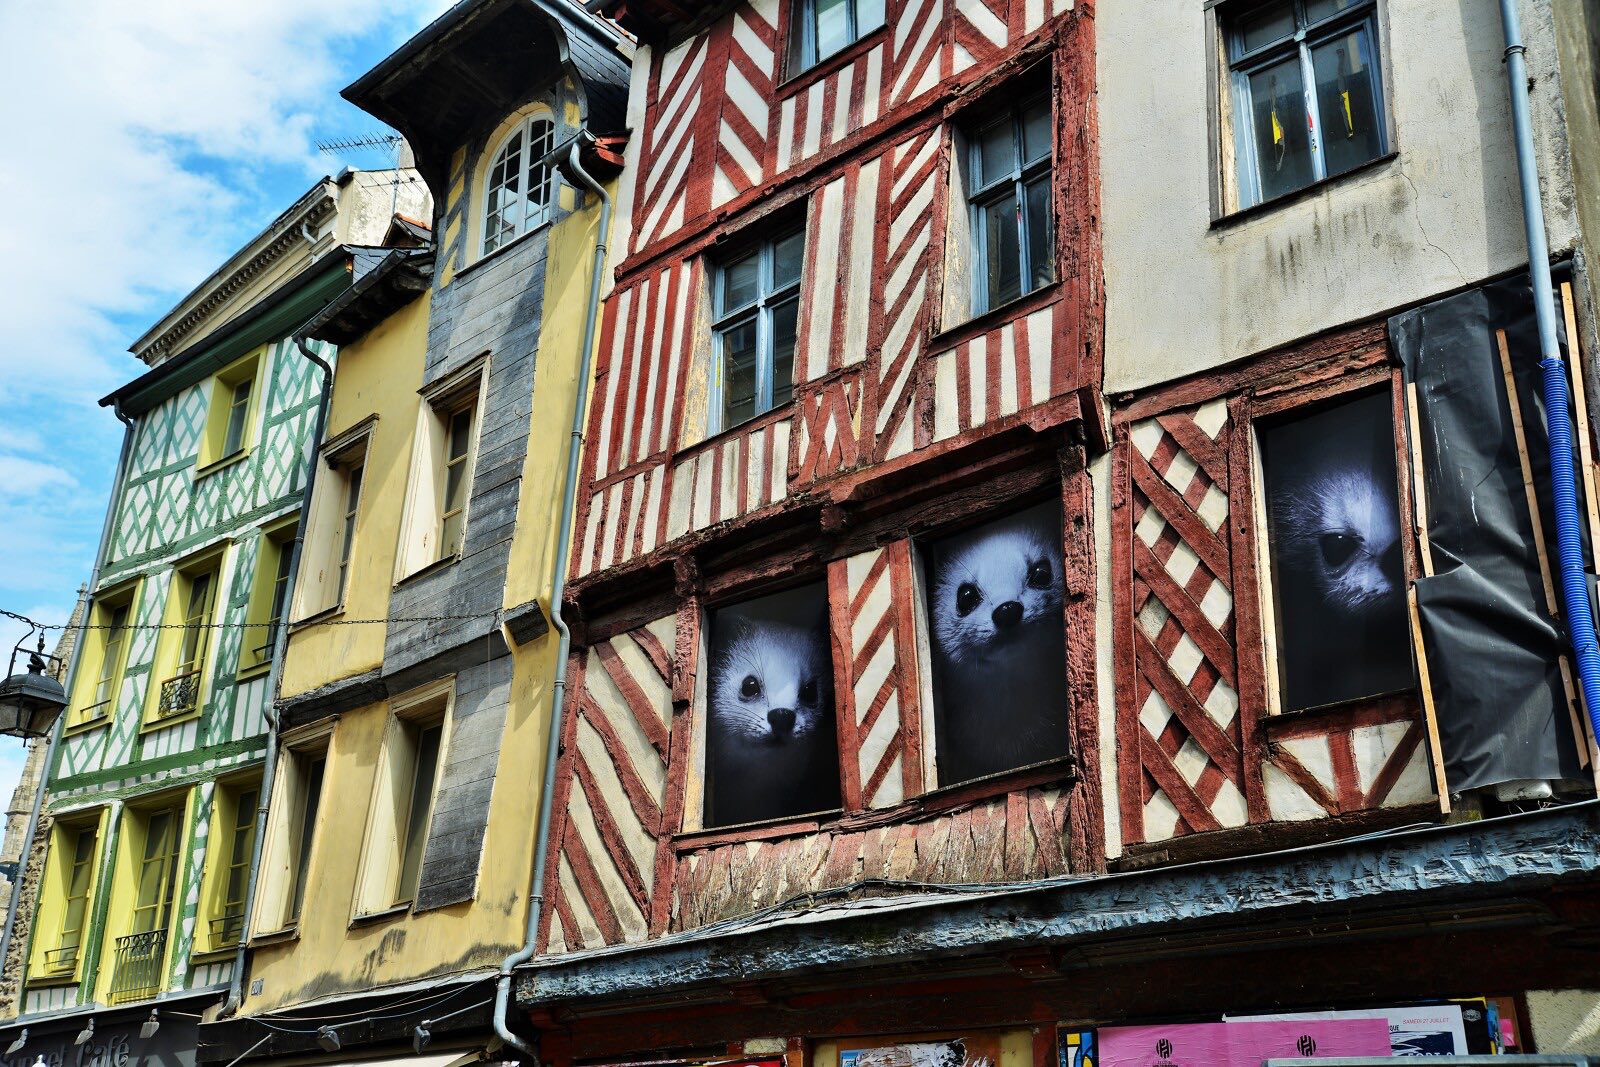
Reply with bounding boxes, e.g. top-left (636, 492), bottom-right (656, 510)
top-left (966, 94), bottom-right (1055, 315)
top-left (786, 0), bottom-right (885, 74)
top-left (482, 115), bottom-right (557, 256)
top-left (291, 428), bottom-right (369, 621)
top-left (253, 724), bottom-right (331, 934)
top-left (353, 680), bottom-right (451, 916)
top-left (396, 361), bottom-right (486, 578)
top-left (1222, 0), bottom-right (1388, 209)
top-left (712, 228), bottom-right (804, 433)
